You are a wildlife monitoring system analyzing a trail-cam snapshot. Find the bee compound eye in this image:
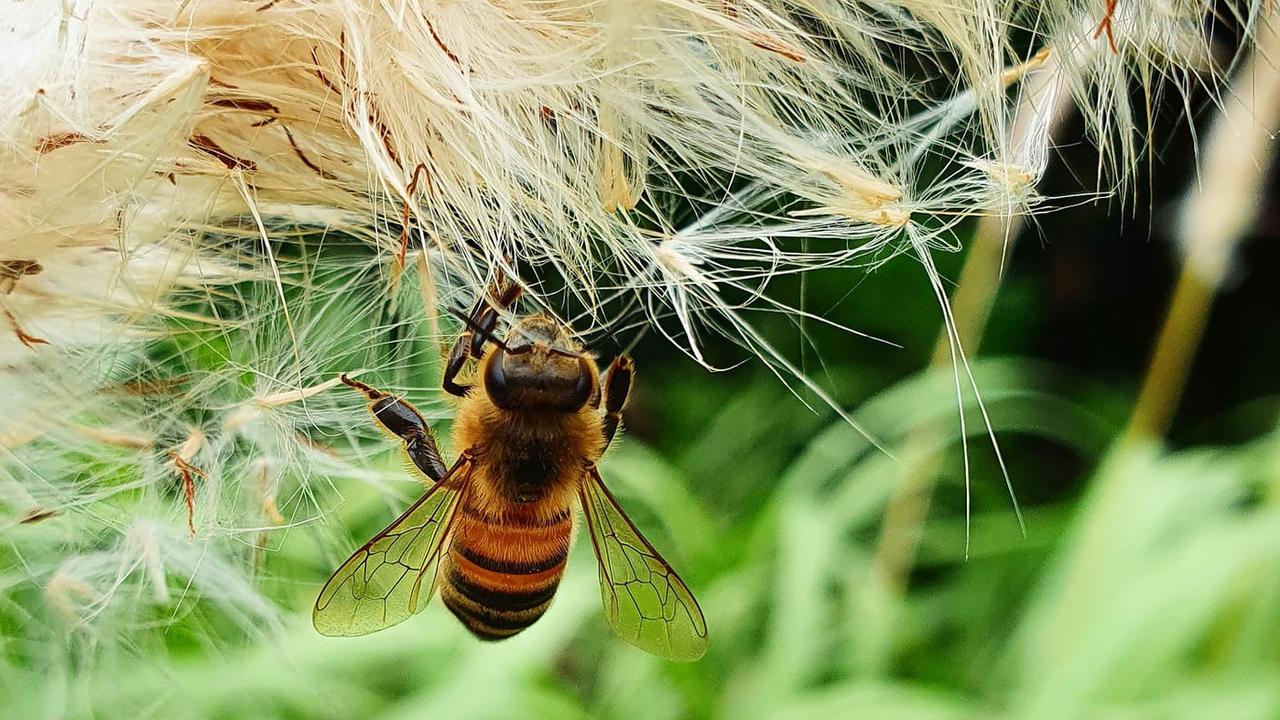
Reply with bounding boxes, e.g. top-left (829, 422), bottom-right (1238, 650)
top-left (483, 348), bottom-right (512, 407)
top-left (567, 356), bottom-right (594, 409)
